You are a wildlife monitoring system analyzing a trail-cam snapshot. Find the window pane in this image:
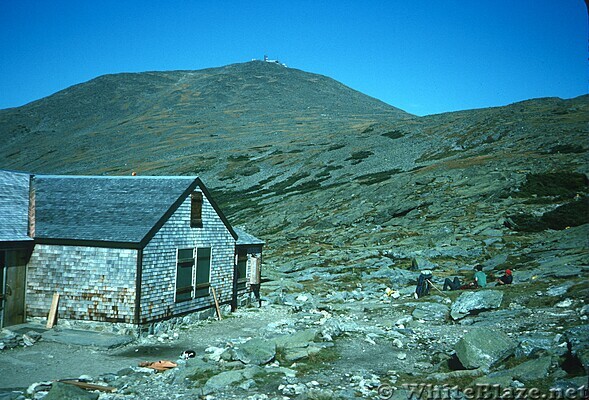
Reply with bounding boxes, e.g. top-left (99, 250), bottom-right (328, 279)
top-left (178, 248), bottom-right (194, 261)
top-left (176, 248), bottom-right (194, 302)
top-left (195, 247), bottom-right (211, 297)
top-left (237, 258), bottom-right (247, 290)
